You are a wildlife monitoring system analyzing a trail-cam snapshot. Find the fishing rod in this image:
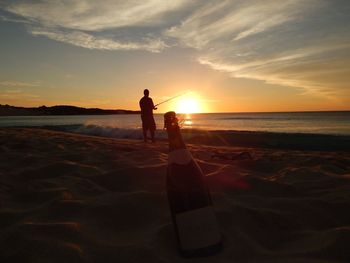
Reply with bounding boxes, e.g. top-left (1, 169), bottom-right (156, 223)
top-left (154, 91), bottom-right (189, 108)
